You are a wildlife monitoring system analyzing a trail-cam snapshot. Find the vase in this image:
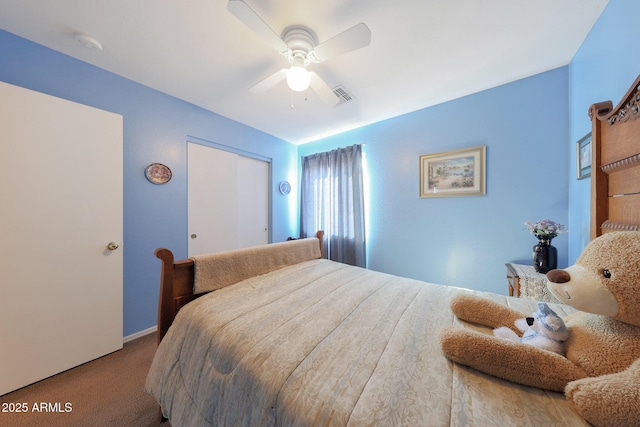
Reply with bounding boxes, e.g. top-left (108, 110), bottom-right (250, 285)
top-left (533, 236), bottom-right (557, 274)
